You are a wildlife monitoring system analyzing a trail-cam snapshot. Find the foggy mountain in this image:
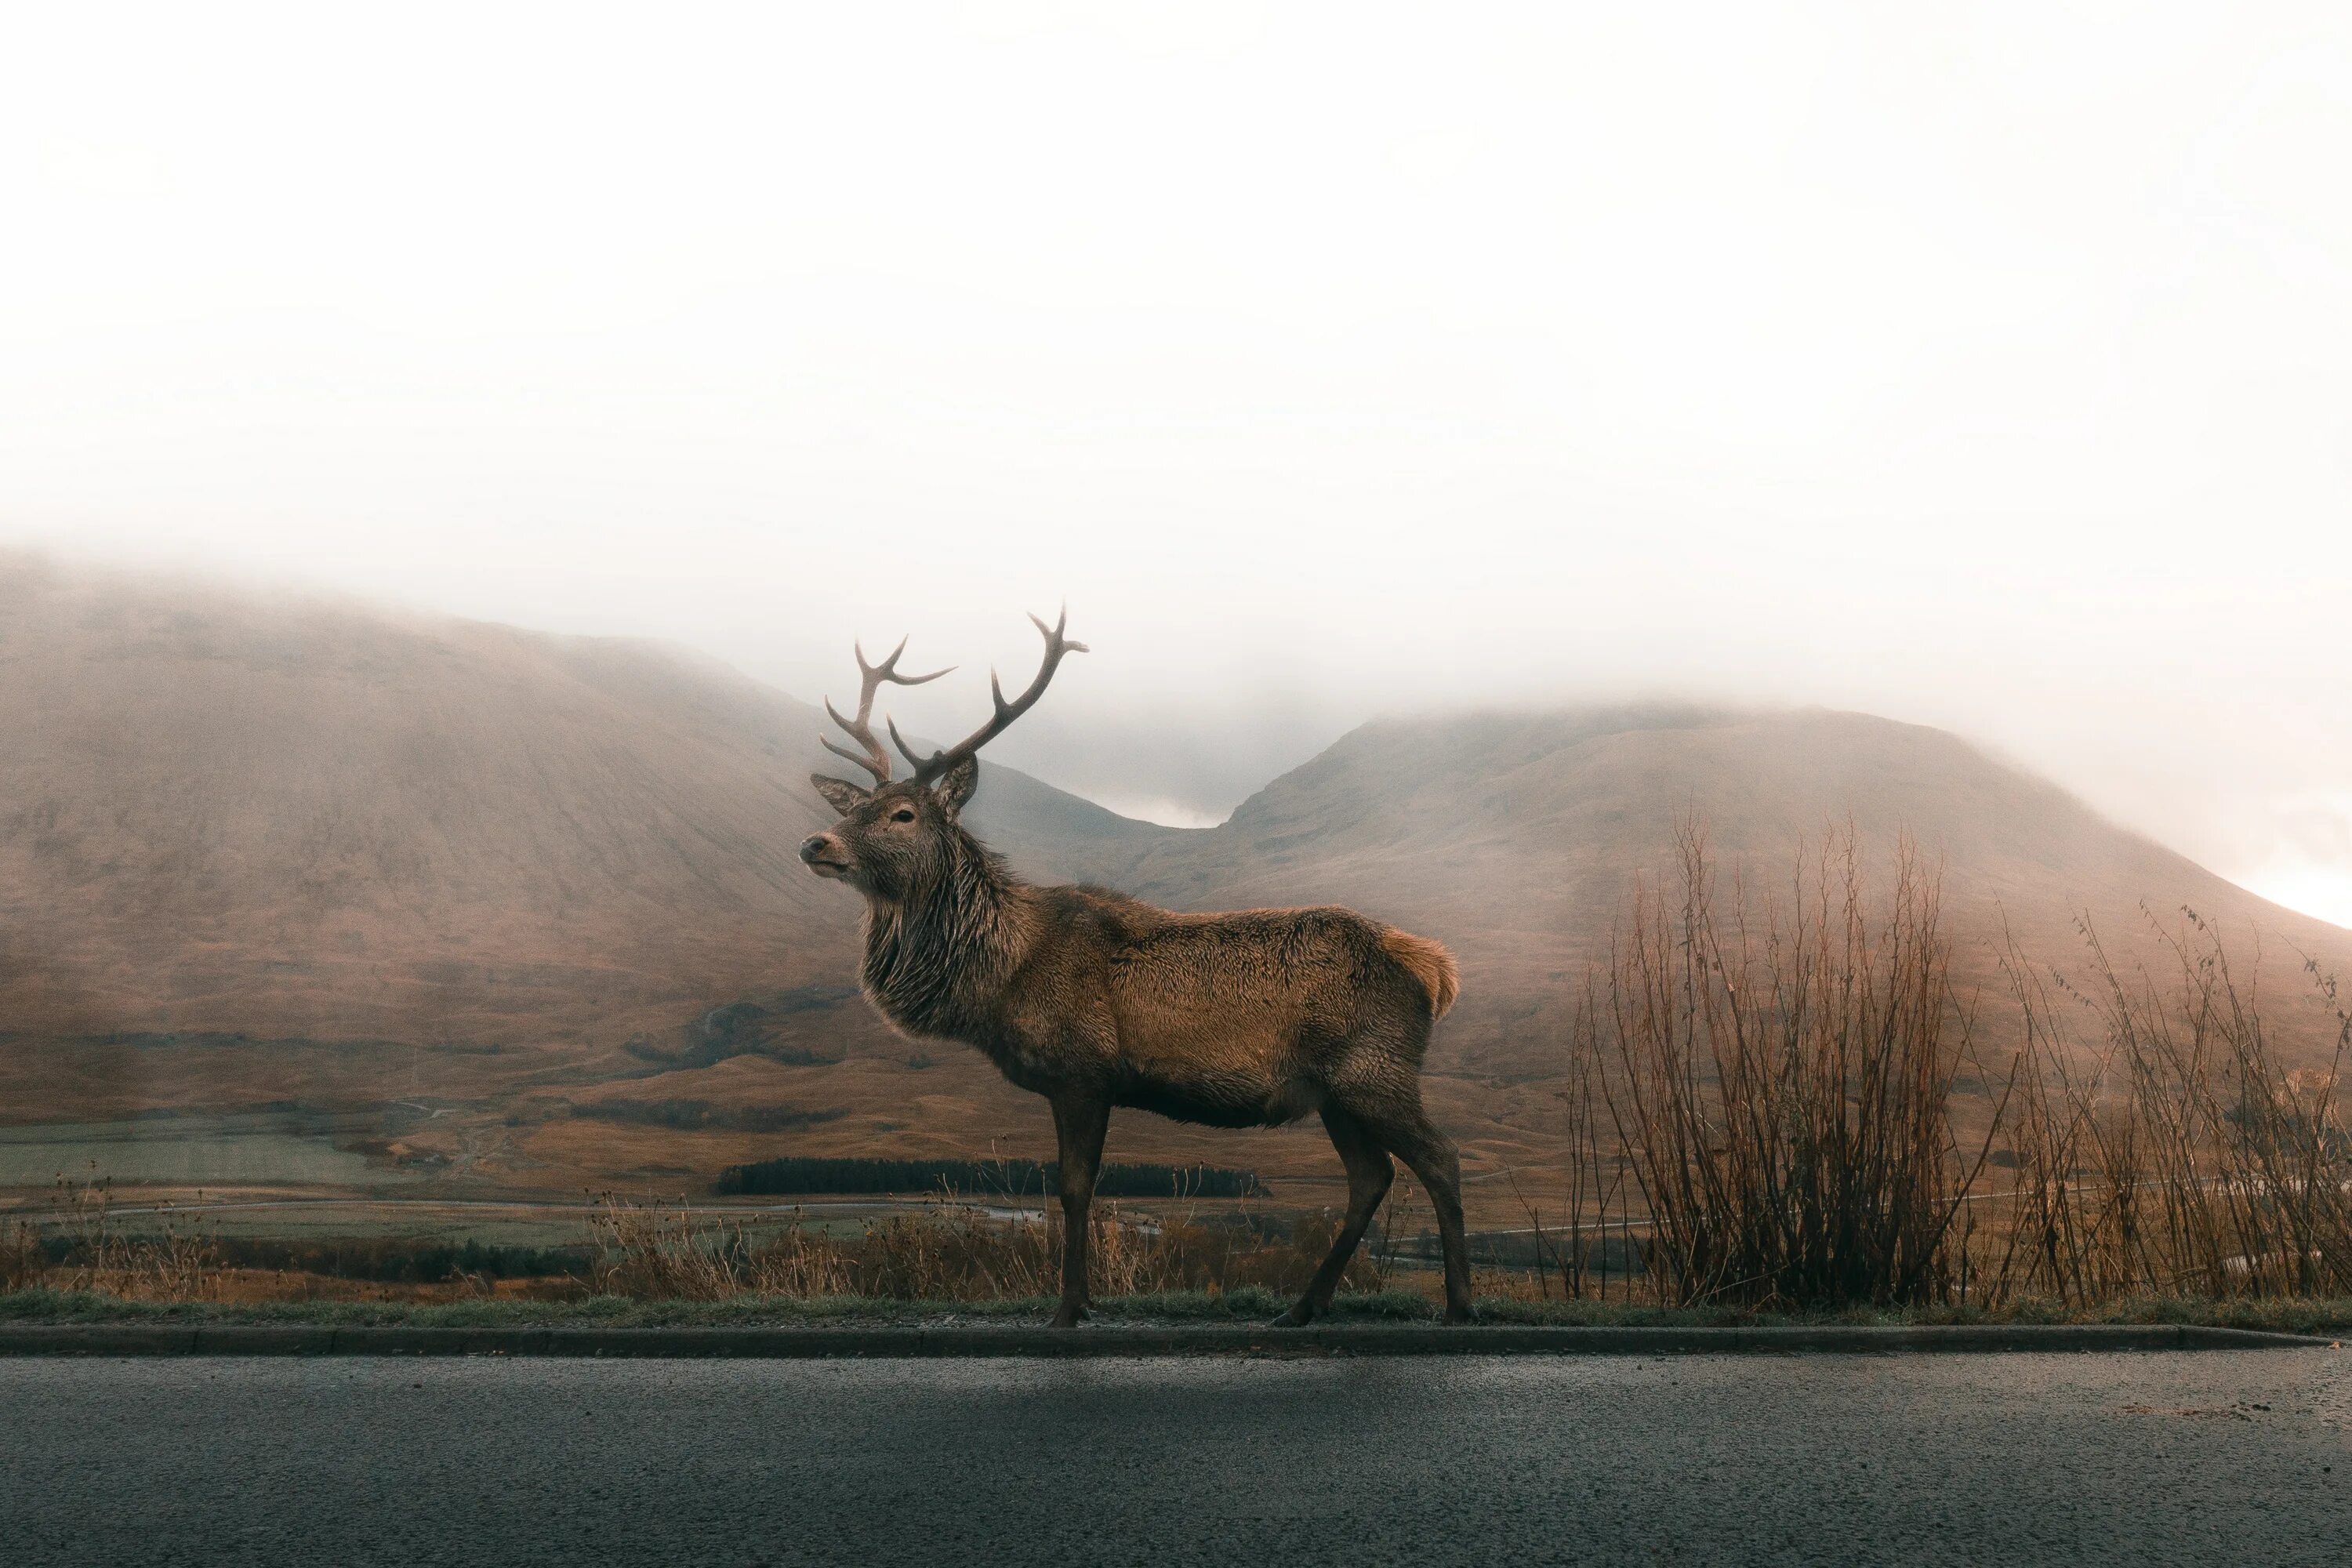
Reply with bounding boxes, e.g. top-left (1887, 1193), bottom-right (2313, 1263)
top-left (0, 554), bottom-right (1165, 1048)
top-left (1122, 707), bottom-right (2352, 1084)
top-left (2, 556), bottom-right (2345, 1183)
